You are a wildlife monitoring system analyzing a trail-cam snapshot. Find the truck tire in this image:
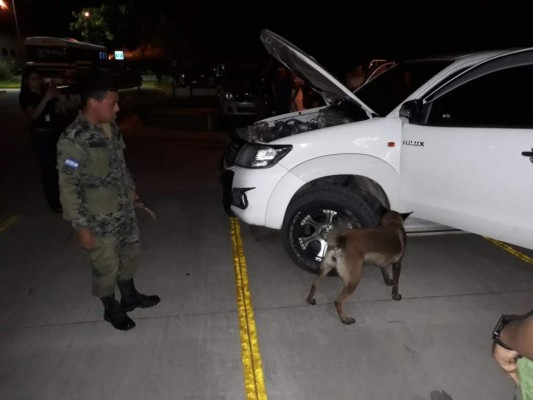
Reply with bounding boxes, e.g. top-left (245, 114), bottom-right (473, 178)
top-left (282, 185), bottom-right (379, 274)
